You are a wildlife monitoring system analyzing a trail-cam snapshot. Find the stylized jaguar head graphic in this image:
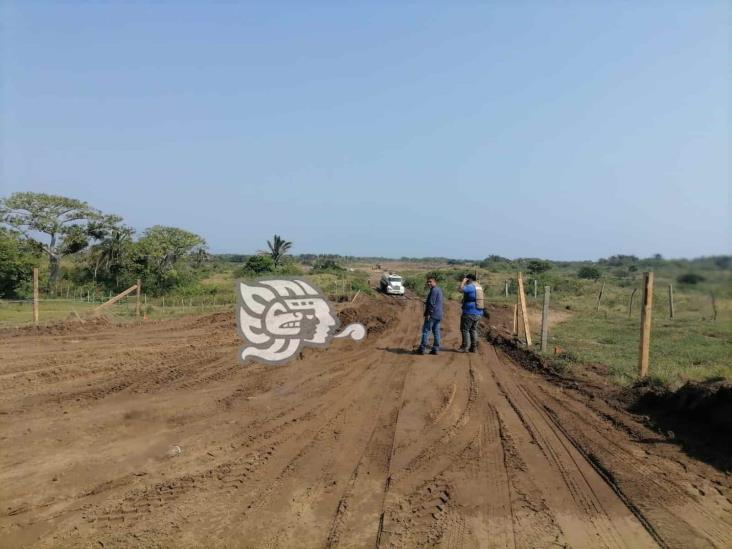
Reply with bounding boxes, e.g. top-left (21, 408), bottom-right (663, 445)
top-left (236, 279), bottom-right (366, 365)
